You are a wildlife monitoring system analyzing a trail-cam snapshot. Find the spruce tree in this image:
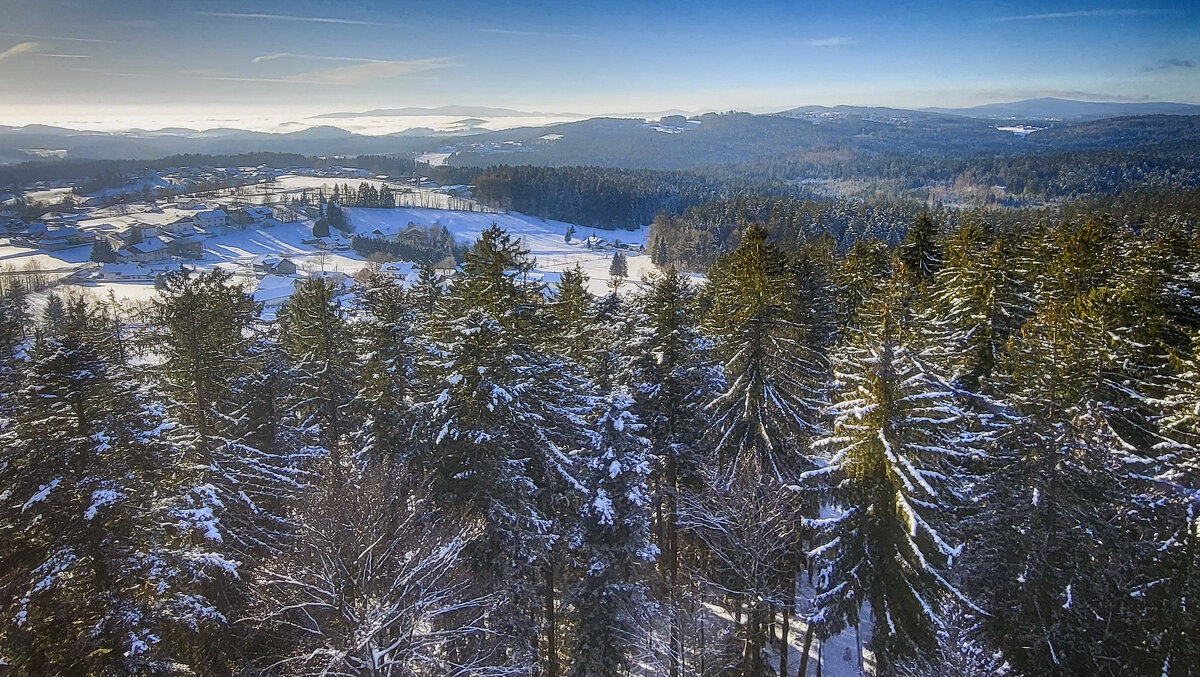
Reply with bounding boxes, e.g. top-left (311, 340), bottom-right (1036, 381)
top-left (567, 389), bottom-right (655, 677)
top-left (0, 302), bottom-right (234, 673)
top-left (418, 224), bottom-right (592, 675)
top-left (923, 223), bottom-right (1032, 390)
top-left (897, 211), bottom-right (942, 285)
top-left (627, 268), bottom-right (723, 675)
top-left (807, 292), bottom-right (996, 674)
top-left (704, 223), bottom-right (826, 483)
top-left (279, 276), bottom-right (360, 475)
top-left (548, 263), bottom-right (593, 365)
top-left (353, 272), bottom-right (420, 464)
top-left (609, 250), bottom-right (628, 283)
top-left (151, 269), bottom-right (304, 560)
